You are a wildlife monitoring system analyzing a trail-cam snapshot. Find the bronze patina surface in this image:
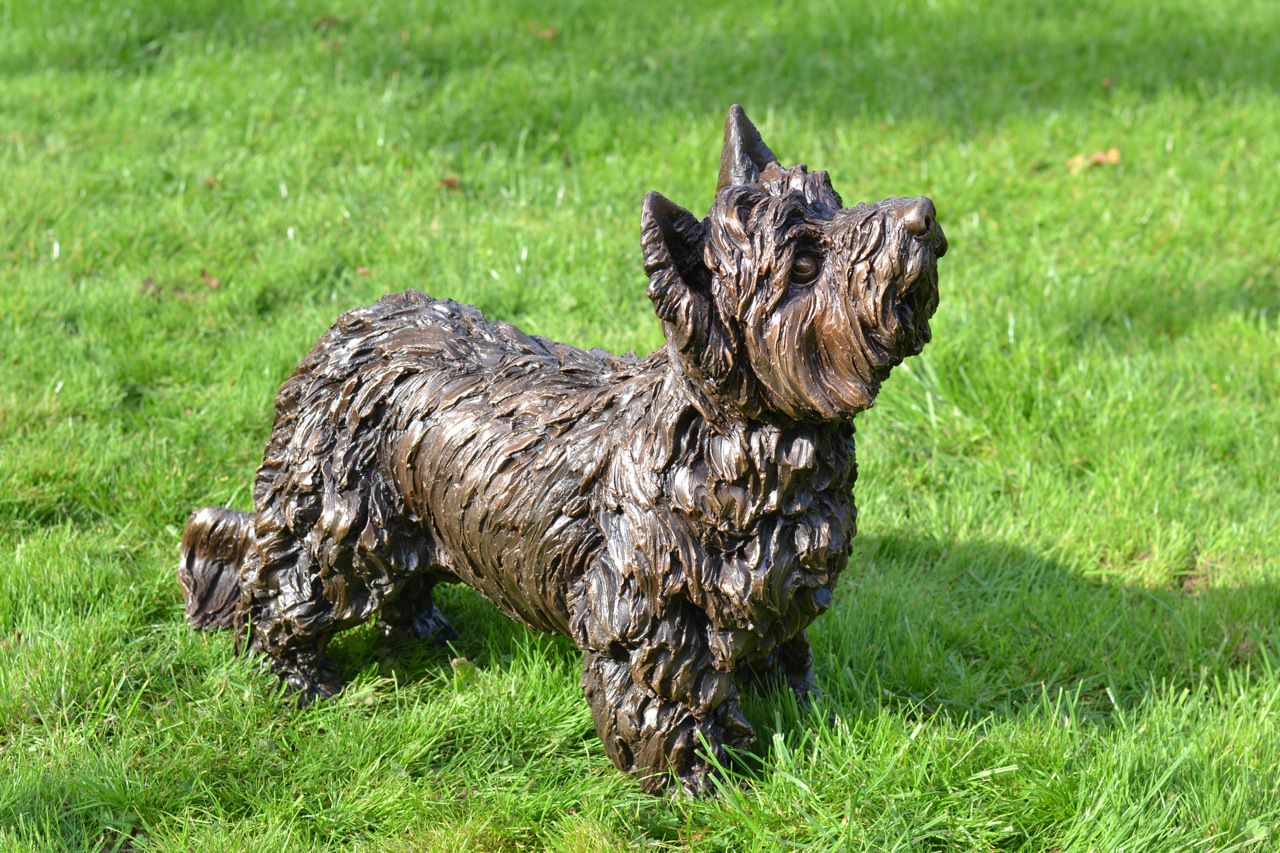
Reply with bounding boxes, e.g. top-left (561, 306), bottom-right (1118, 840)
top-left (179, 105), bottom-right (947, 795)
